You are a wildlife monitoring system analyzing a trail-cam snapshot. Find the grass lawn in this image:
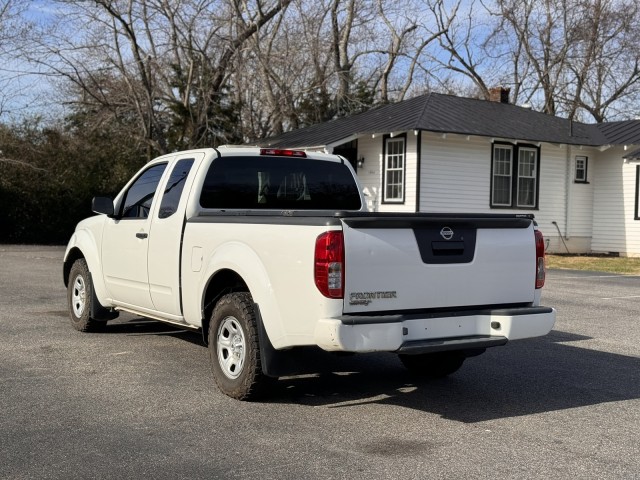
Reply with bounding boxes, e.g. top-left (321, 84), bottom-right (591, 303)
top-left (546, 254), bottom-right (640, 275)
